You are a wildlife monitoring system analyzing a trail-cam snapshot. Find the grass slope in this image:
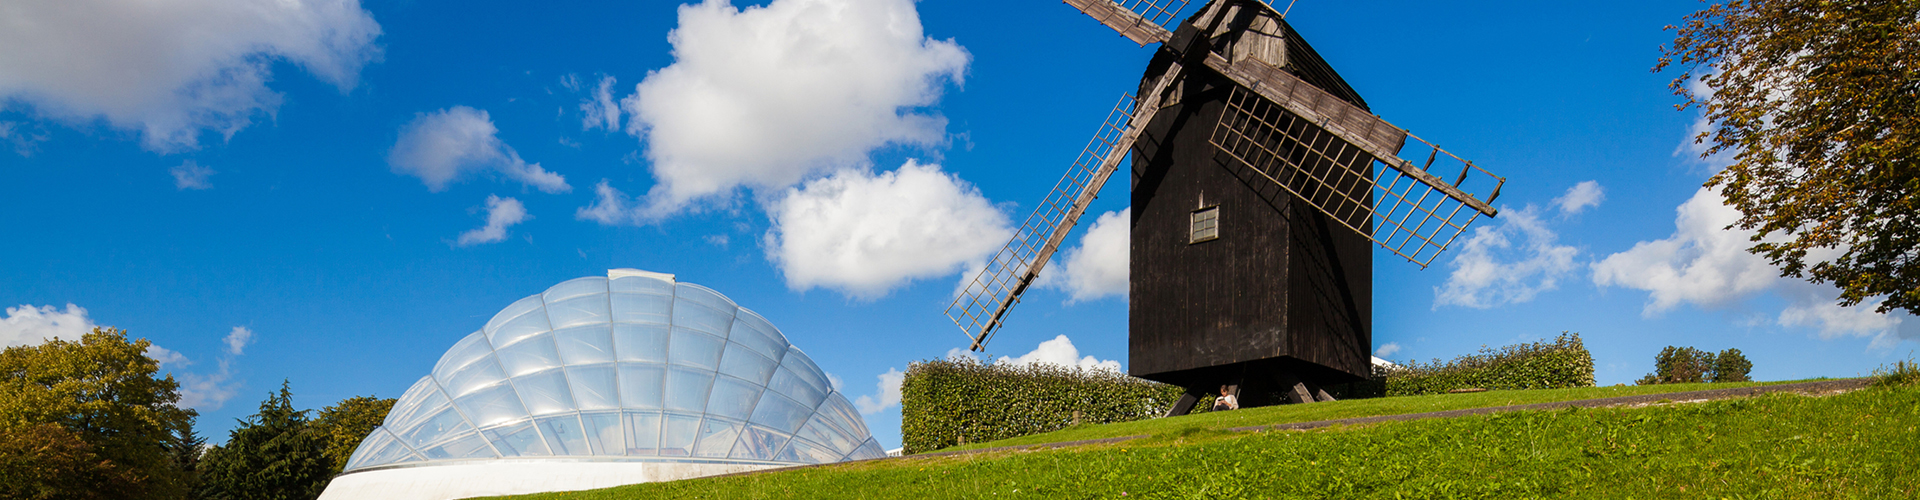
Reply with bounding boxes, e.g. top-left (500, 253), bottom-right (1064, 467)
top-left (487, 382), bottom-right (1919, 499)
